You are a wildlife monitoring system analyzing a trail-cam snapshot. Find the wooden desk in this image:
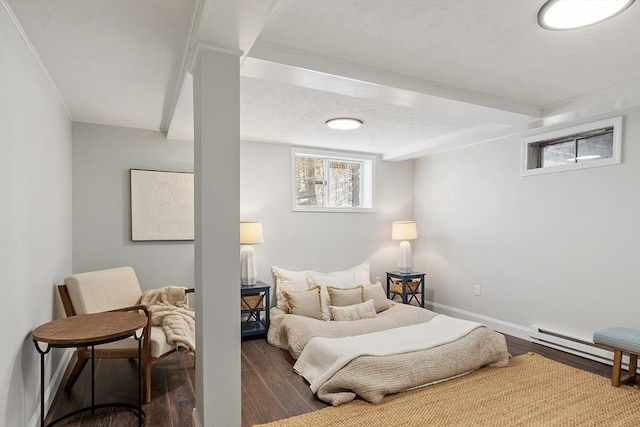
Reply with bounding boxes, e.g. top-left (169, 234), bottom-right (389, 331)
top-left (33, 311), bottom-right (147, 426)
